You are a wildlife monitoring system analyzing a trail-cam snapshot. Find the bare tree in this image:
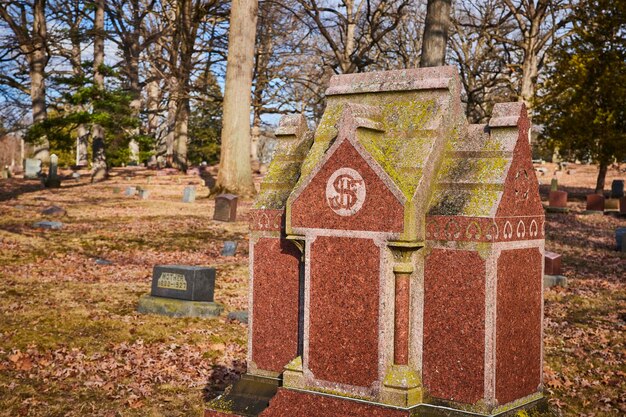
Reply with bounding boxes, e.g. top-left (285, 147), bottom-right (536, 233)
top-left (215, 0), bottom-right (258, 195)
top-left (92, 0), bottom-right (107, 181)
top-left (493, 0), bottom-right (573, 113)
top-left (0, 0), bottom-right (50, 161)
